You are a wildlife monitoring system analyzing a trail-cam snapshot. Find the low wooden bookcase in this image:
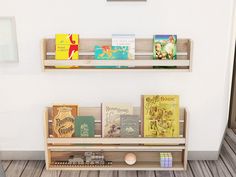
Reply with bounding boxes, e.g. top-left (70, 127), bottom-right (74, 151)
top-left (44, 107), bottom-right (188, 171)
top-left (42, 38), bottom-right (192, 71)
